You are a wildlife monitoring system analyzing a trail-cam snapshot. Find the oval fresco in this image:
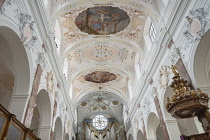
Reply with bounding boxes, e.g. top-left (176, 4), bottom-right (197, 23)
top-left (85, 71), bottom-right (117, 83)
top-left (75, 6), bottom-right (130, 35)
